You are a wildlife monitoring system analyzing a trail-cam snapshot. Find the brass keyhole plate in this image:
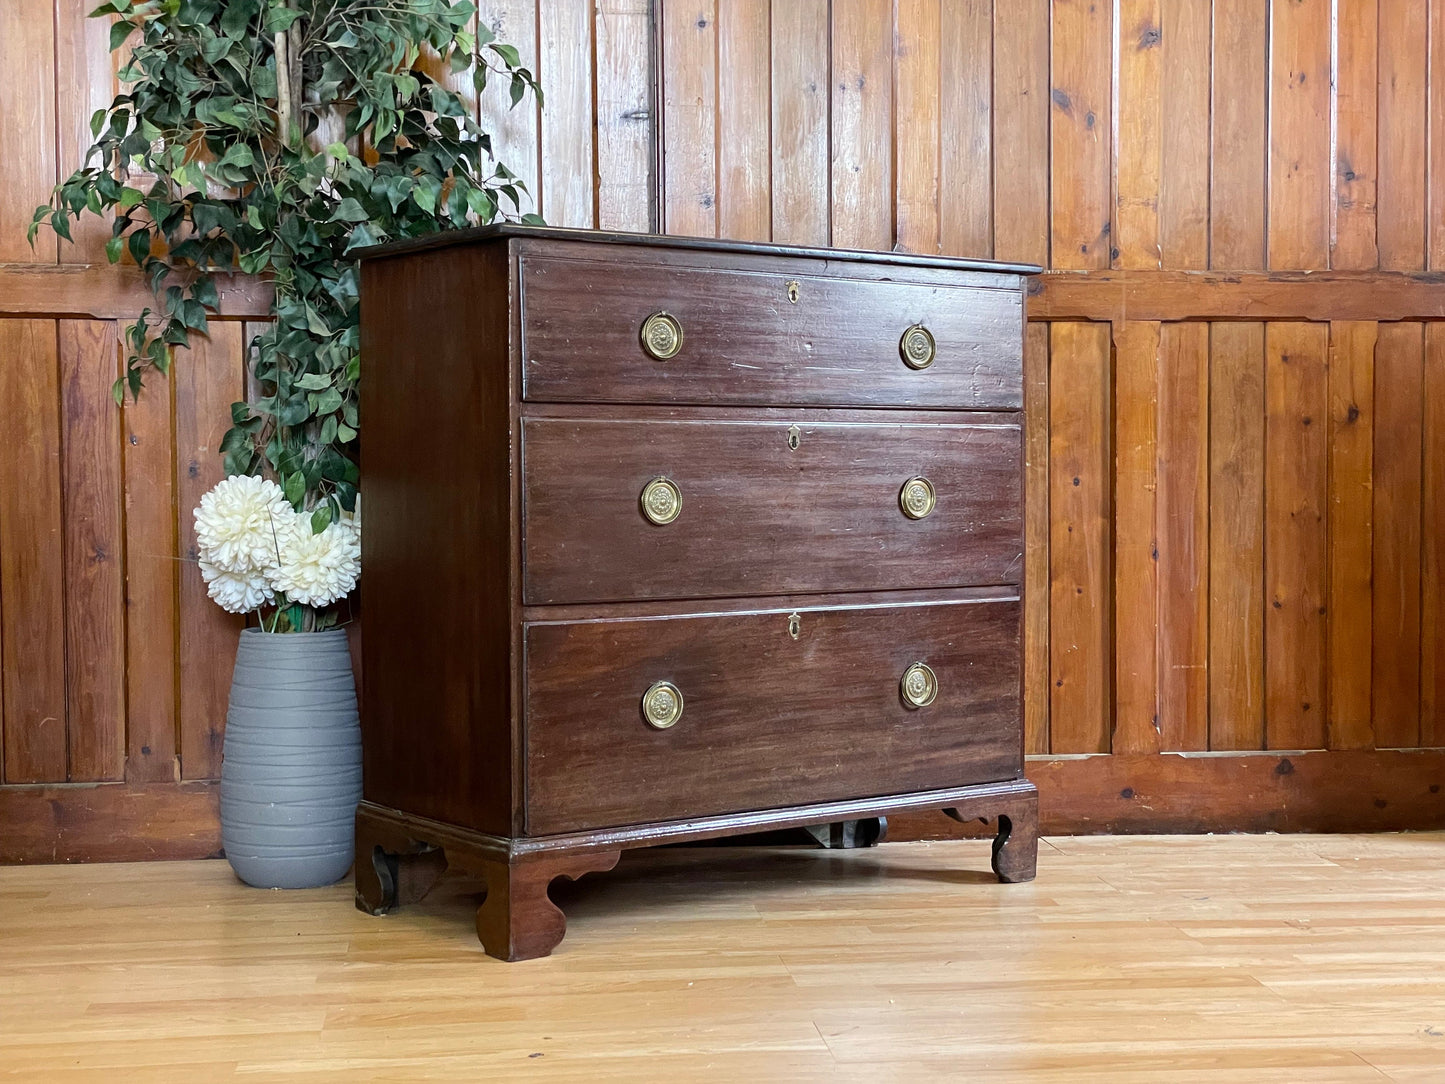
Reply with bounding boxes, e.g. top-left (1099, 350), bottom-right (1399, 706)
top-left (786, 280), bottom-right (801, 303)
top-left (787, 424), bottom-right (801, 450)
top-left (787, 612), bottom-right (802, 640)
